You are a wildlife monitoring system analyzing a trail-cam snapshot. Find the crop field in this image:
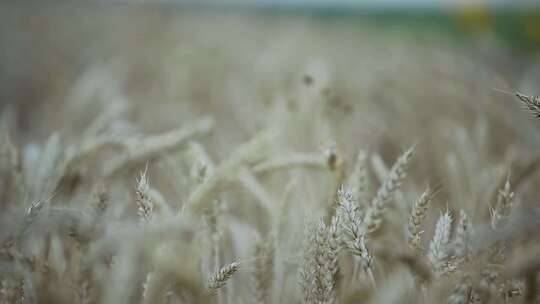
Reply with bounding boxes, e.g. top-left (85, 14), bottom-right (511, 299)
top-left (1, 3), bottom-right (540, 304)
